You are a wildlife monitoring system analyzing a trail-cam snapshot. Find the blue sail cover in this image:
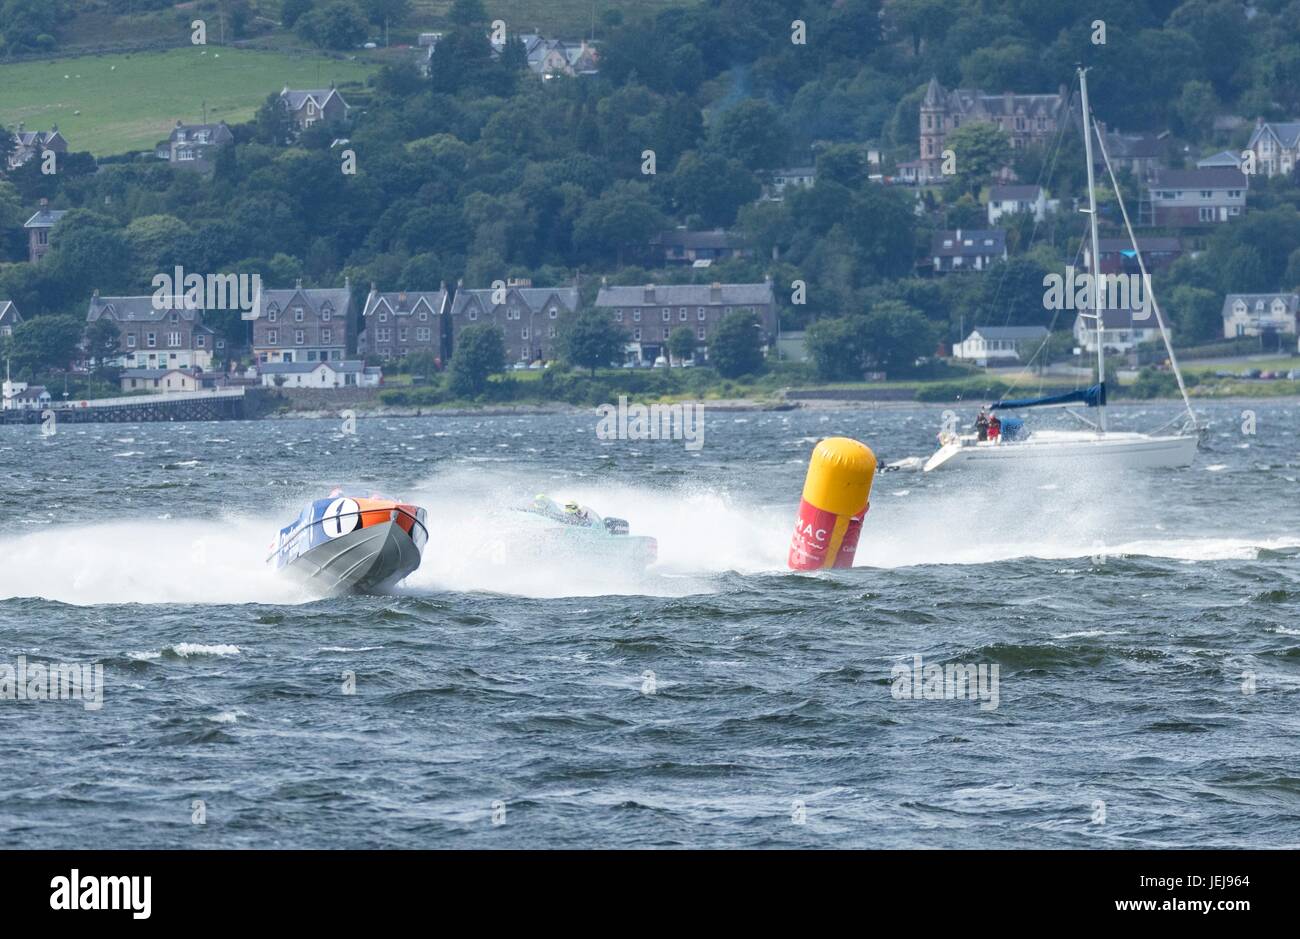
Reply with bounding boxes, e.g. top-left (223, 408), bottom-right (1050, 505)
top-left (991, 382), bottom-right (1106, 411)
